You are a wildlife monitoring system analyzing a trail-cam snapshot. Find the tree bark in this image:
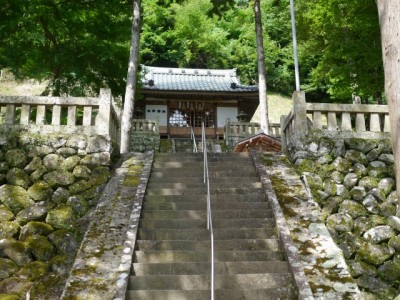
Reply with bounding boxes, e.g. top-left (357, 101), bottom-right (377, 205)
top-left (120, 0), bottom-right (142, 153)
top-left (376, 0), bottom-right (400, 201)
top-left (254, 0), bottom-right (269, 134)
